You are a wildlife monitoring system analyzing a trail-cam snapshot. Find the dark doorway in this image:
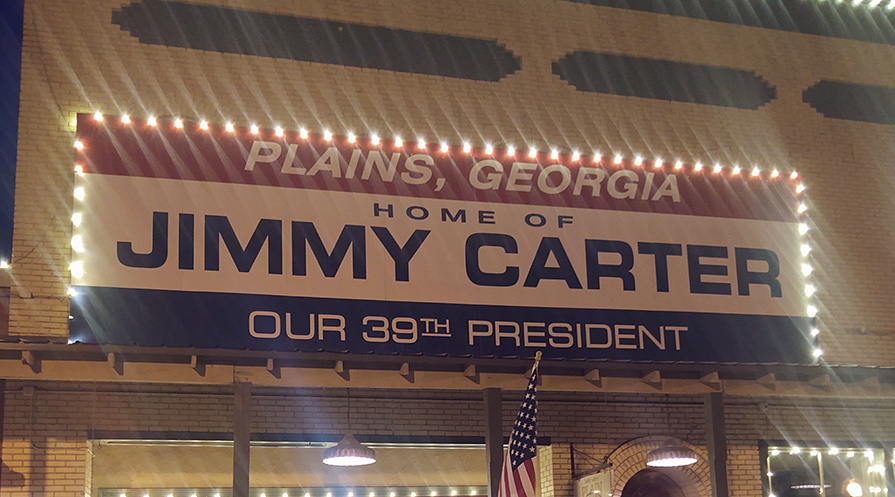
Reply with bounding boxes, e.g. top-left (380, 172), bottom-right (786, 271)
top-left (621, 469), bottom-right (687, 497)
